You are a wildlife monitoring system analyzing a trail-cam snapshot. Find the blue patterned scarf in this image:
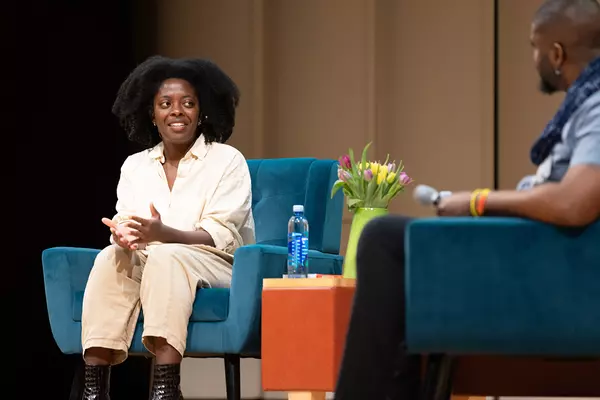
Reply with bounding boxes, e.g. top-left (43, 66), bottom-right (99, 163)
top-left (530, 56), bottom-right (600, 166)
